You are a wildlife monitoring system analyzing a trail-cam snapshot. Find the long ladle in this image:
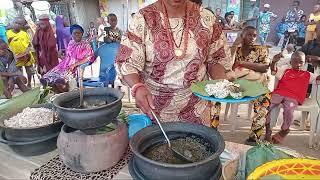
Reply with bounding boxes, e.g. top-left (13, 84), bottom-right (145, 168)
top-left (150, 110), bottom-right (193, 163)
top-left (77, 66), bottom-right (84, 108)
